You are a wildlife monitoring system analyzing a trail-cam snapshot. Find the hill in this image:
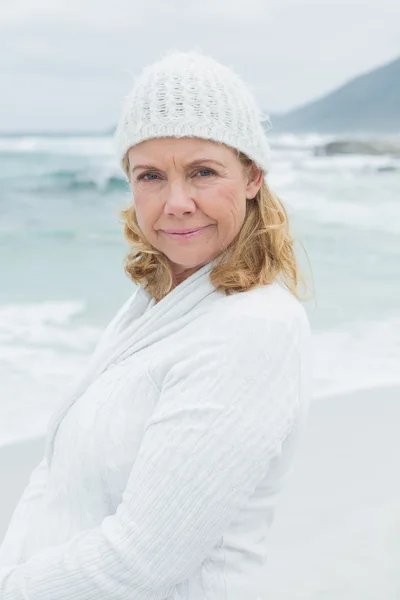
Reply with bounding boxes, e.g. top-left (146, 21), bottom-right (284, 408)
top-left (267, 56), bottom-right (400, 135)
